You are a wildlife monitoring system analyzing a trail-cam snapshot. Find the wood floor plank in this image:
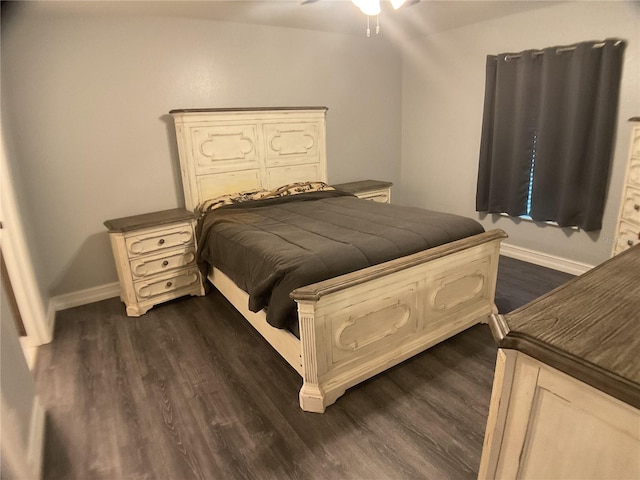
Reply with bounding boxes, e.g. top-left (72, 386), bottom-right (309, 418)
top-left (494, 256), bottom-right (574, 314)
top-left (34, 256), bottom-right (574, 480)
